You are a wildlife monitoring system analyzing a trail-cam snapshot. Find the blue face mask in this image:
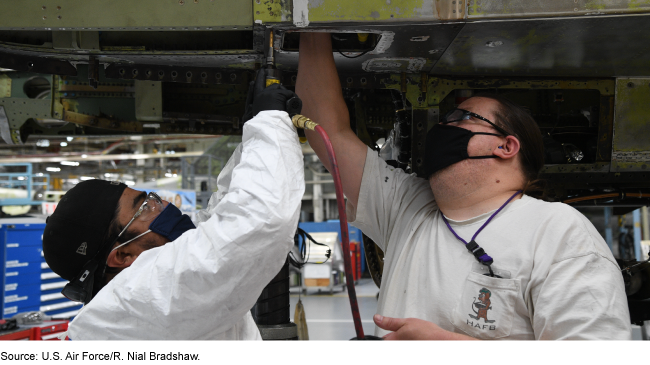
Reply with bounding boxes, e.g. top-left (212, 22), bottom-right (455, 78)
top-left (148, 203), bottom-right (196, 241)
